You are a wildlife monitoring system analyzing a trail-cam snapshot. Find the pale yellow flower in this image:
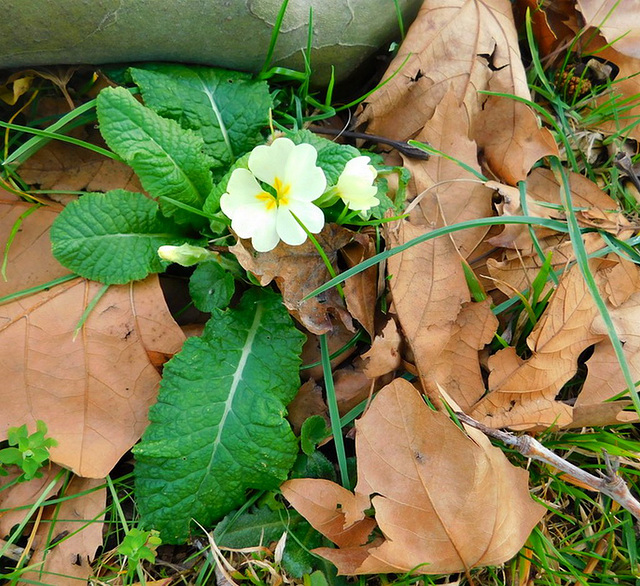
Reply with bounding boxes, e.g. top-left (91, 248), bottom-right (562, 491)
top-left (220, 138), bottom-right (326, 252)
